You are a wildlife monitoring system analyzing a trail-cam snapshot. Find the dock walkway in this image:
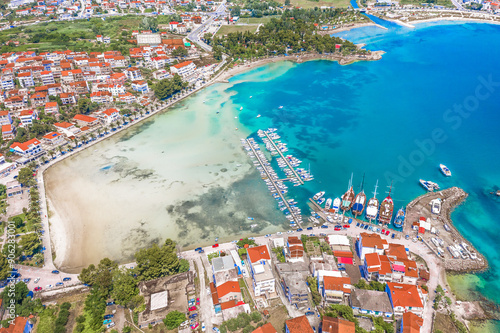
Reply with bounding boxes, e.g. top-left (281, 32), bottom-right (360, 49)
top-left (263, 131), bottom-right (304, 185)
top-left (245, 139), bottom-right (302, 228)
